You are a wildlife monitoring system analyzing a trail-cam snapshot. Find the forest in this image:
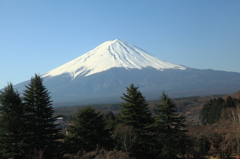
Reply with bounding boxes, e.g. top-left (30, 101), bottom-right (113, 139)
top-left (0, 74), bottom-right (240, 159)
